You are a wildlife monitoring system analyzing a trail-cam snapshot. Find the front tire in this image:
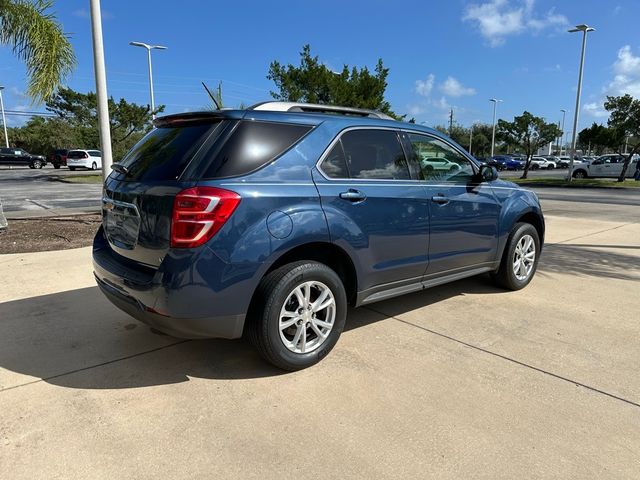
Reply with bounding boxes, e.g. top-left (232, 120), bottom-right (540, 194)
top-left (492, 222), bottom-right (540, 291)
top-left (247, 261), bottom-right (347, 371)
